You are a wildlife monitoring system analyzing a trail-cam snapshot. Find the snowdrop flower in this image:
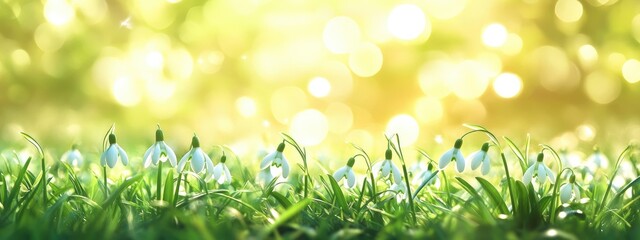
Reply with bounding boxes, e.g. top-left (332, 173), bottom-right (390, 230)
top-left (213, 154), bottom-right (232, 184)
top-left (177, 135), bottom-right (215, 181)
top-left (523, 152), bottom-right (556, 185)
top-left (469, 142), bottom-right (491, 175)
top-left (333, 157), bottom-right (357, 188)
top-left (260, 142), bottom-right (290, 178)
top-left (439, 139), bottom-right (465, 172)
top-left (101, 133), bottom-right (129, 168)
top-left (412, 162), bottom-right (438, 186)
top-left (560, 174), bottom-right (581, 204)
top-left (390, 181), bottom-right (408, 203)
top-left (372, 149), bottom-right (402, 184)
top-left (256, 168), bottom-right (275, 187)
top-left (61, 144), bottom-right (83, 167)
top-left (143, 127), bottom-right (177, 168)
top-left (585, 147), bottom-right (609, 171)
